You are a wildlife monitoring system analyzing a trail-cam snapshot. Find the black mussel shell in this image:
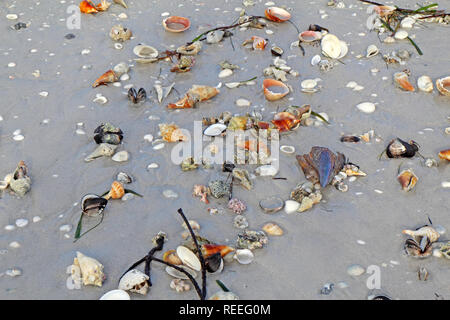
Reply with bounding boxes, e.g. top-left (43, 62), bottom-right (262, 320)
top-left (340, 135), bottom-right (360, 143)
top-left (93, 123), bottom-right (123, 145)
top-left (205, 252), bottom-right (222, 273)
top-left (404, 238), bottom-right (432, 258)
top-left (137, 88), bottom-right (146, 102)
top-left (65, 33), bottom-right (75, 39)
top-left (128, 88), bottom-right (146, 104)
top-left (386, 138), bottom-right (419, 158)
top-left (127, 88), bottom-right (137, 103)
top-left (308, 24), bottom-right (329, 32)
top-left (13, 22), bottom-right (28, 30)
top-left (222, 162), bottom-right (235, 173)
top-left (81, 194), bottom-right (108, 217)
